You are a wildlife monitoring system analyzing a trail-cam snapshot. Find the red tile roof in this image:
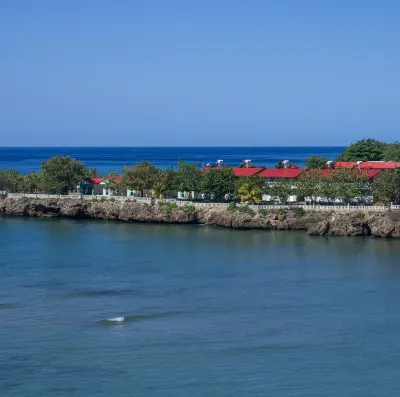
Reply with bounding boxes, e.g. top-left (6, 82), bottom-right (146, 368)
top-left (105, 175), bottom-right (122, 184)
top-left (335, 162), bottom-right (357, 168)
top-left (258, 168), bottom-right (306, 179)
top-left (85, 177), bottom-right (105, 184)
top-left (359, 169), bottom-right (382, 178)
top-left (361, 162), bottom-right (400, 169)
top-left (302, 169), bottom-right (381, 180)
top-left (231, 167), bottom-right (264, 177)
